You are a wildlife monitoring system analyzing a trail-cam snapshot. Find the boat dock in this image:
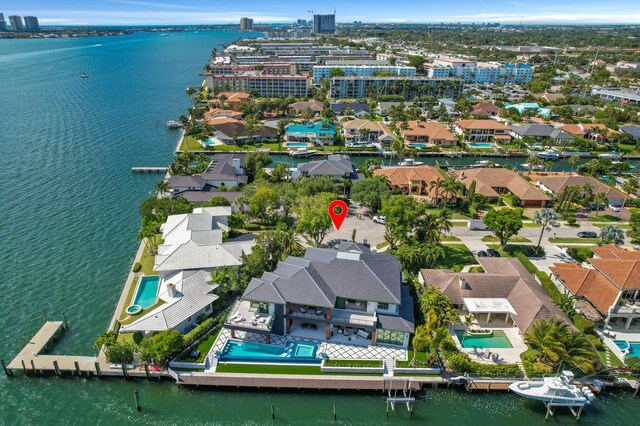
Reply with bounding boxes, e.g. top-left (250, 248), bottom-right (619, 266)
top-left (131, 166), bottom-right (167, 173)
